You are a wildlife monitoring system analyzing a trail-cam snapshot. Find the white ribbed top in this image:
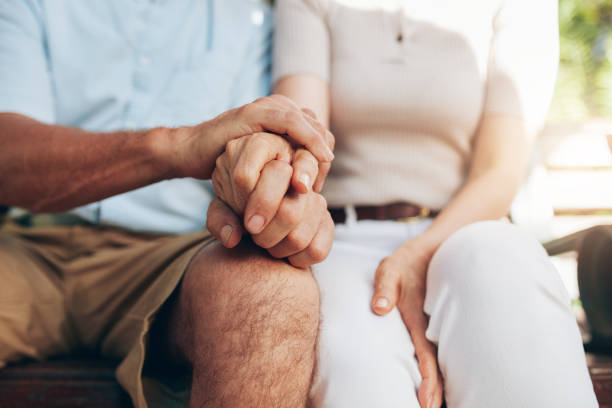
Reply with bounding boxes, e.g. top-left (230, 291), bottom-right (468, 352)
top-left (274, 0), bottom-right (559, 209)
